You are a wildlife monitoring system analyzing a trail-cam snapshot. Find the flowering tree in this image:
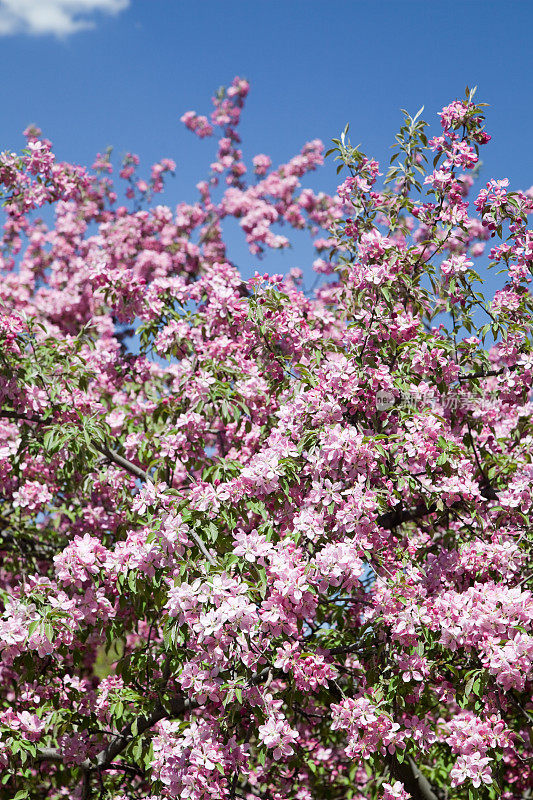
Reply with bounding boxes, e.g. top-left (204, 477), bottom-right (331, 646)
top-left (0, 78), bottom-right (532, 800)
